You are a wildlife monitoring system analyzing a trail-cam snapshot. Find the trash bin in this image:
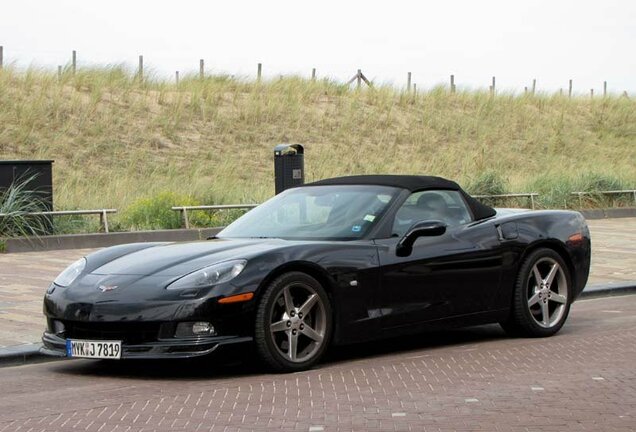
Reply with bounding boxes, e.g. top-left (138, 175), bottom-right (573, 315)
top-left (274, 144), bottom-right (304, 194)
top-left (0, 160), bottom-right (54, 233)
